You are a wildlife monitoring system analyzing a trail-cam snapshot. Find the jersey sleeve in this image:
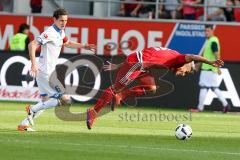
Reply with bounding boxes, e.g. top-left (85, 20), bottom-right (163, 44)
top-left (36, 31), bottom-right (53, 45)
top-left (176, 54), bottom-right (187, 65)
